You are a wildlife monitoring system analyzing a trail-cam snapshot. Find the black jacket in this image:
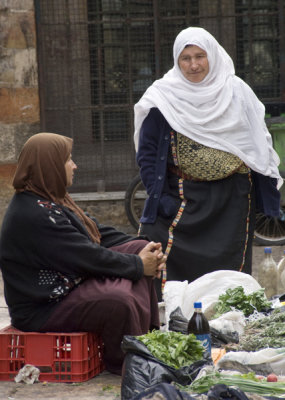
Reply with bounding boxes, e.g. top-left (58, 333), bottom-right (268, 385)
top-left (0, 191), bottom-right (144, 331)
top-left (137, 108), bottom-right (281, 223)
